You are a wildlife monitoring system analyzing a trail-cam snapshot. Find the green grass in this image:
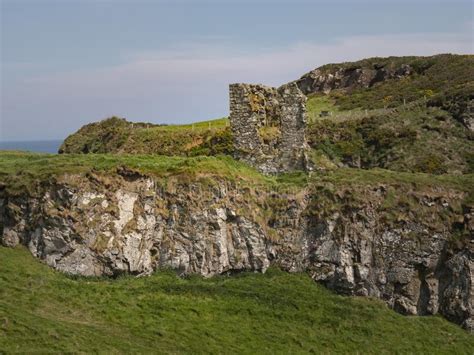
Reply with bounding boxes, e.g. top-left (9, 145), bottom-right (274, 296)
top-left (3, 151), bottom-right (472, 196)
top-left (328, 54), bottom-right (474, 111)
top-left (1, 151), bottom-right (473, 196)
top-left (310, 167), bottom-right (474, 192)
top-left (153, 117), bottom-right (229, 131)
top-left (307, 104), bottom-right (474, 174)
top-left (0, 246), bottom-right (472, 353)
top-left (0, 151), bottom-right (275, 194)
top-left (59, 116), bottom-right (232, 156)
top-left (306, 94), bottom-right (341, 122)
